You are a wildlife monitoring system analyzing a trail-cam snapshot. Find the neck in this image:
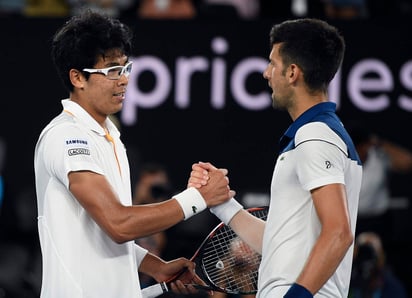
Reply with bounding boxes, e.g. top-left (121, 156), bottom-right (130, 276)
top-left (288, 91), bottom-right (327, 121)
top-left (69, 96), bottom-right (108, 129)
